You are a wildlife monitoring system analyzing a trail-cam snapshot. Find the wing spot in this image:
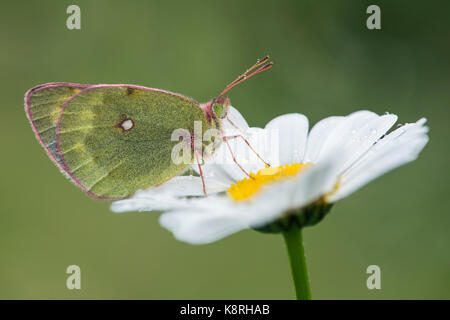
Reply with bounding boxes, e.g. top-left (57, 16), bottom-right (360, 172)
top-left (126, 87), bottom-right (135, 95)
top-left (115, 114), bottom-right (134, 132)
